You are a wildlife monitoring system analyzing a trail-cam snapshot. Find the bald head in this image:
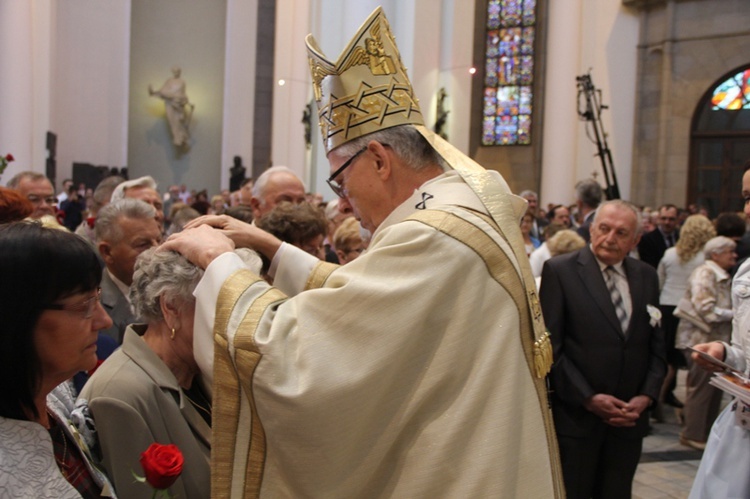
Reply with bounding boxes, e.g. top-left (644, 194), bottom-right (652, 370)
top-left (251, 167), bottom-right (306, 219)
